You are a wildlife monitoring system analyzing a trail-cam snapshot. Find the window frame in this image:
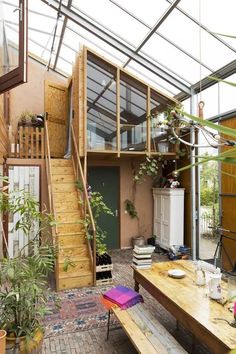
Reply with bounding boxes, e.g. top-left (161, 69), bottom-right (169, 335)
top-left (0, 0), bottom-right (28, 94)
